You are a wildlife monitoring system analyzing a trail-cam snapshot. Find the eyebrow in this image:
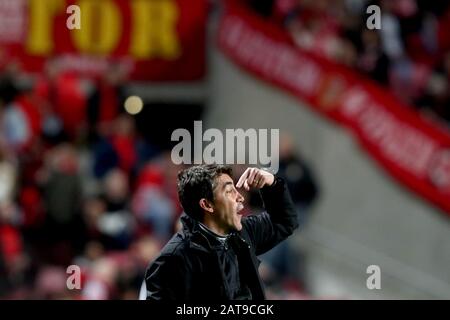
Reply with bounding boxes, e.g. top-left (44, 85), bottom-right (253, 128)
top-left (222, 181), bottom-right (234, 189)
